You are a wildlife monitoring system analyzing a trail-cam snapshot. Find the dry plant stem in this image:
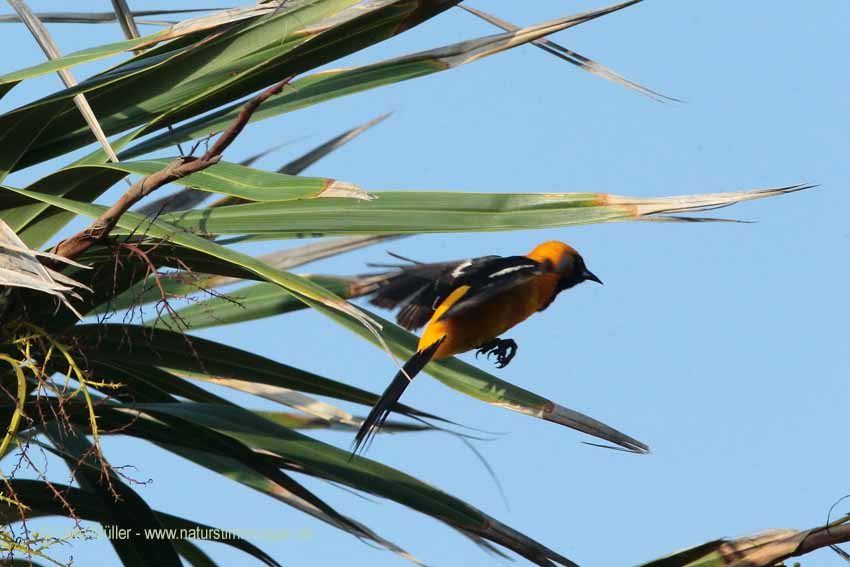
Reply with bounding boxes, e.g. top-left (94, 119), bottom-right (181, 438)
top-left (792, 523), bottom-right (850, 561)
top-left (110, 0), bottom-right (141, 41)
top-left (52, 77), bottom-right (293, 262)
